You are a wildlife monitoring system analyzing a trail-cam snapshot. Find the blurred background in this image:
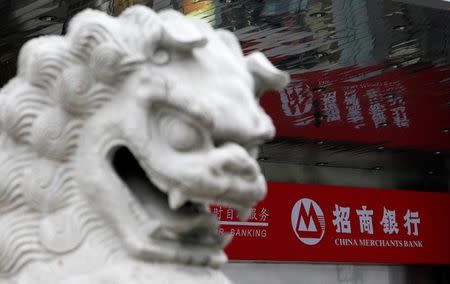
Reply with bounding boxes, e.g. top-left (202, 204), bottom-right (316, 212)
top-left (0, 0), bottom-right (449, 283)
